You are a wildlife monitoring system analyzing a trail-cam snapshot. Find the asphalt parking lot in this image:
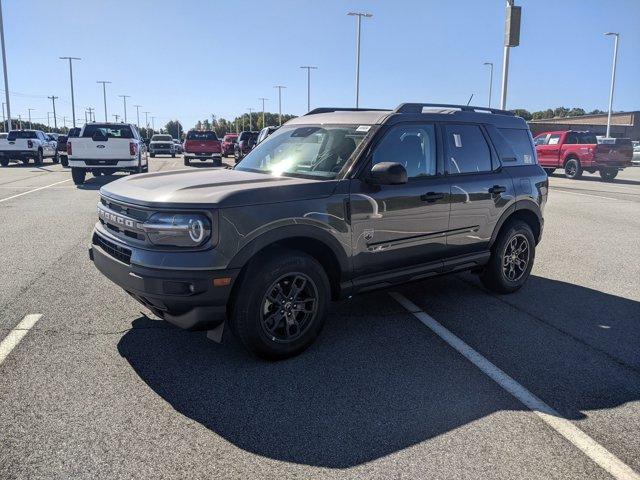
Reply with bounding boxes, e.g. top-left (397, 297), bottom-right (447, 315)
top-left (1, 158), bottom-right (639, 479)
